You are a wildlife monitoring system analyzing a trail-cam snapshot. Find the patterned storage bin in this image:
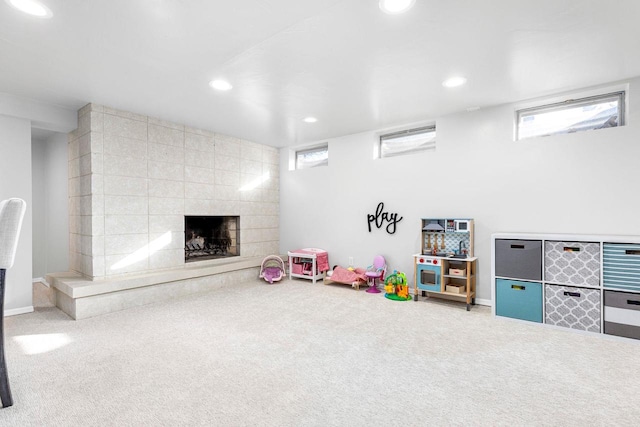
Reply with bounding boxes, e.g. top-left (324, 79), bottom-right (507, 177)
top-left (544, 241), bottom-right (600, 287)
top-left (603, 243), bottom-right (640, 292)
top-left (545, 284), bottom-right (601, 332)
